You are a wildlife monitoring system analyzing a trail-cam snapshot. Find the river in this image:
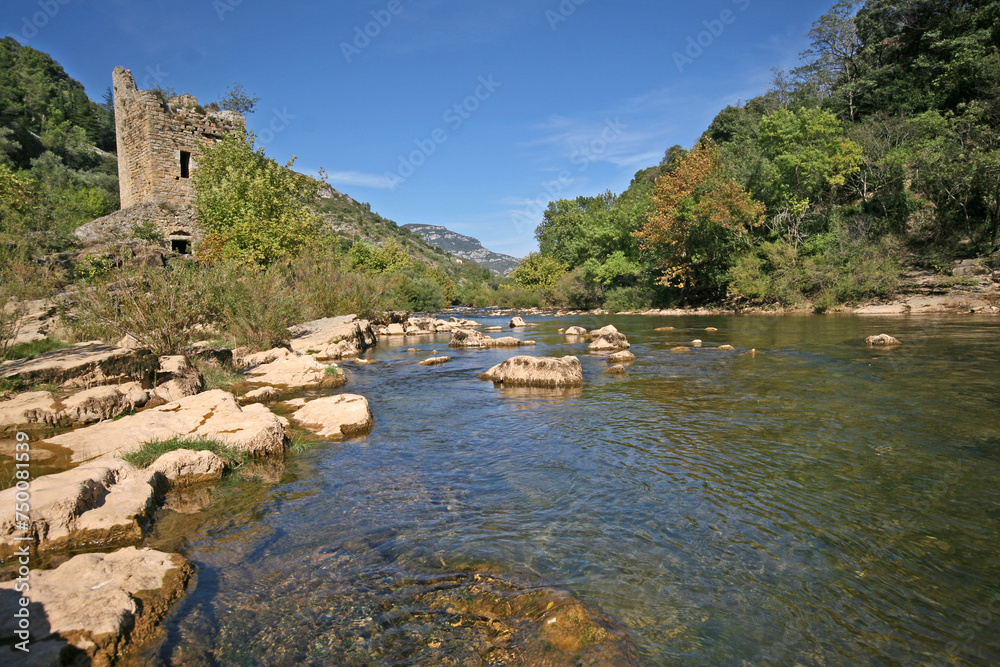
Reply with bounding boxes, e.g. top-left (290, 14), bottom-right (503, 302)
top-left (140, 313), bottom-right (1000, 665)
